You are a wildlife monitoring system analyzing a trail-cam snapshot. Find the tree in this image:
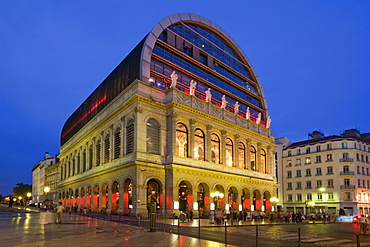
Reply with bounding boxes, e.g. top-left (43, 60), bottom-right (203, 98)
top-left (13, 183), bottom-right (32, 199)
